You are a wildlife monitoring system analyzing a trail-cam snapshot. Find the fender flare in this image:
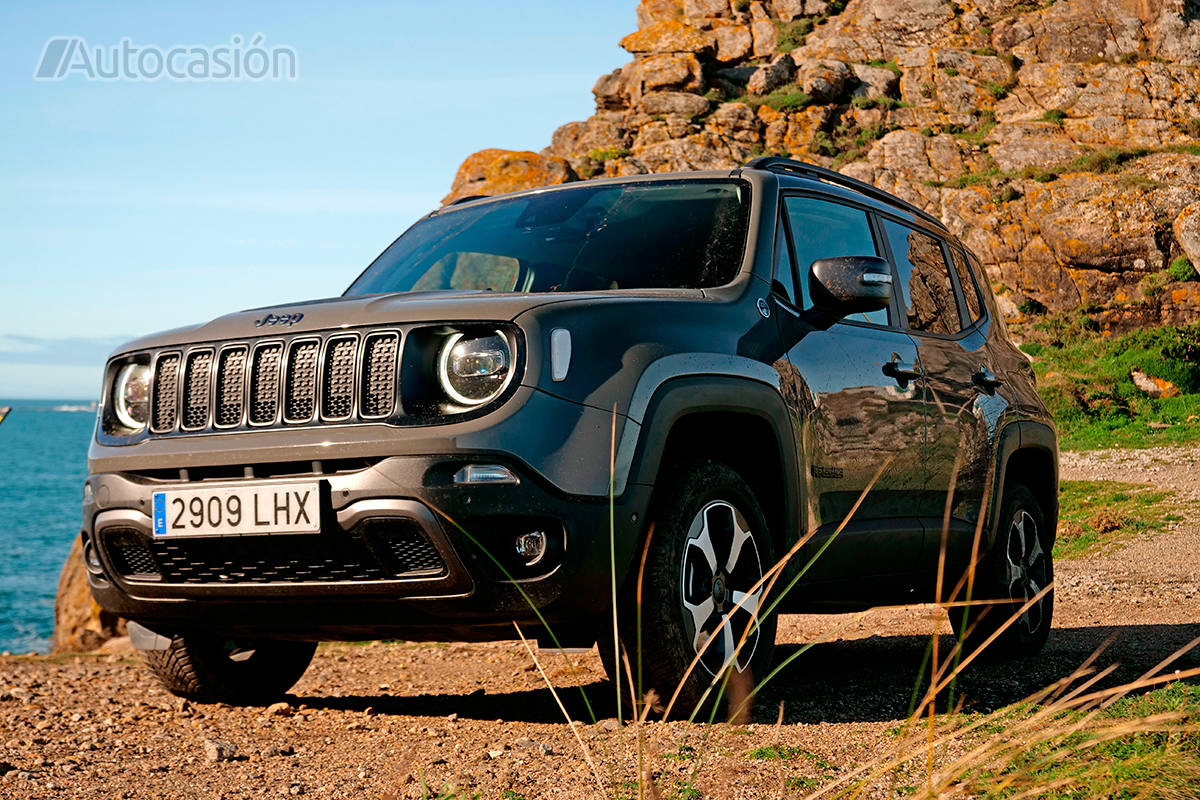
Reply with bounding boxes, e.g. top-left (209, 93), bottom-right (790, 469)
top-left (620, 373), bottom-right (801, 556)
top-left (988, 420), bottom-right (1059, 548)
